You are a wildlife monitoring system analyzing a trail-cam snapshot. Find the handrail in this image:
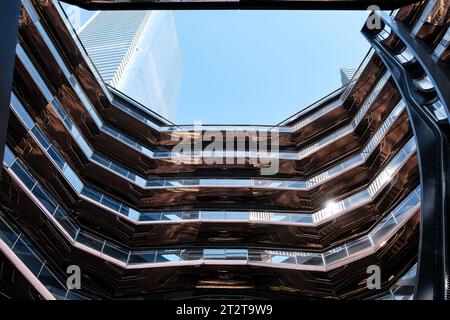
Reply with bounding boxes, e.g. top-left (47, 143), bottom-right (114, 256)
top-left (277, 86), bottom-right (345, 126)
top-left (0, 212), bottom-right (90, 300)
top-left (3, 119), bottom-right (417, 225)
top-left (47, 0), bottom-right (383, 131)
top-left (2, 150), bottom-right (421, 272)
top-left (16, 41), bottom-right (396, 165)
top-left (340, 47), bottom-right (375, 102)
